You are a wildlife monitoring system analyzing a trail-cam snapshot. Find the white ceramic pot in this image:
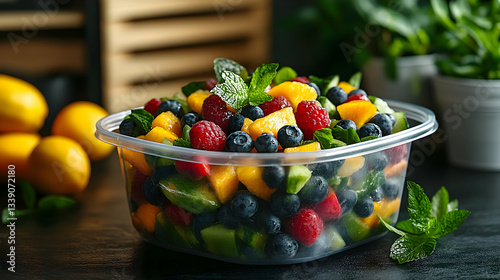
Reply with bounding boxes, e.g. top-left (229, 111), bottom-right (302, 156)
top-left (433, 75), bottom-right (500, 171)
top-left (362, 54), bottom-right (437, 109)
